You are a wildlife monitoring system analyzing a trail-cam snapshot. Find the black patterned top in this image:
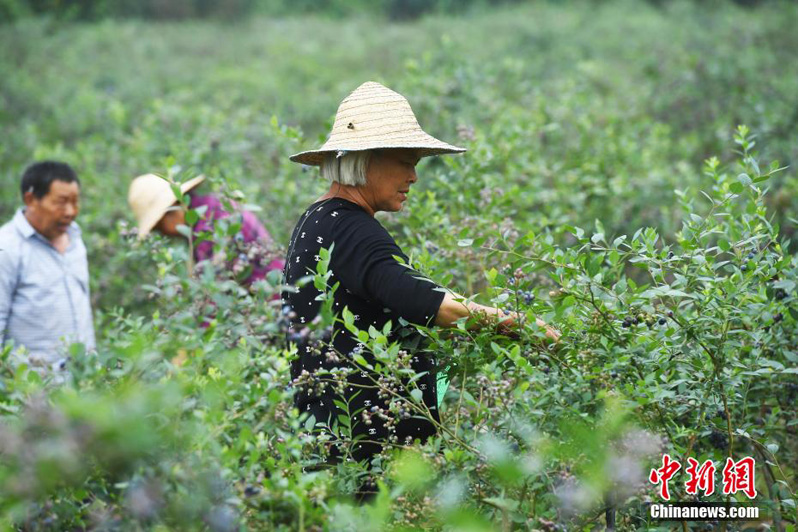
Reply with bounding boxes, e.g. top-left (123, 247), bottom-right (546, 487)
top-left (282, 197), bottom-right (445, 463)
